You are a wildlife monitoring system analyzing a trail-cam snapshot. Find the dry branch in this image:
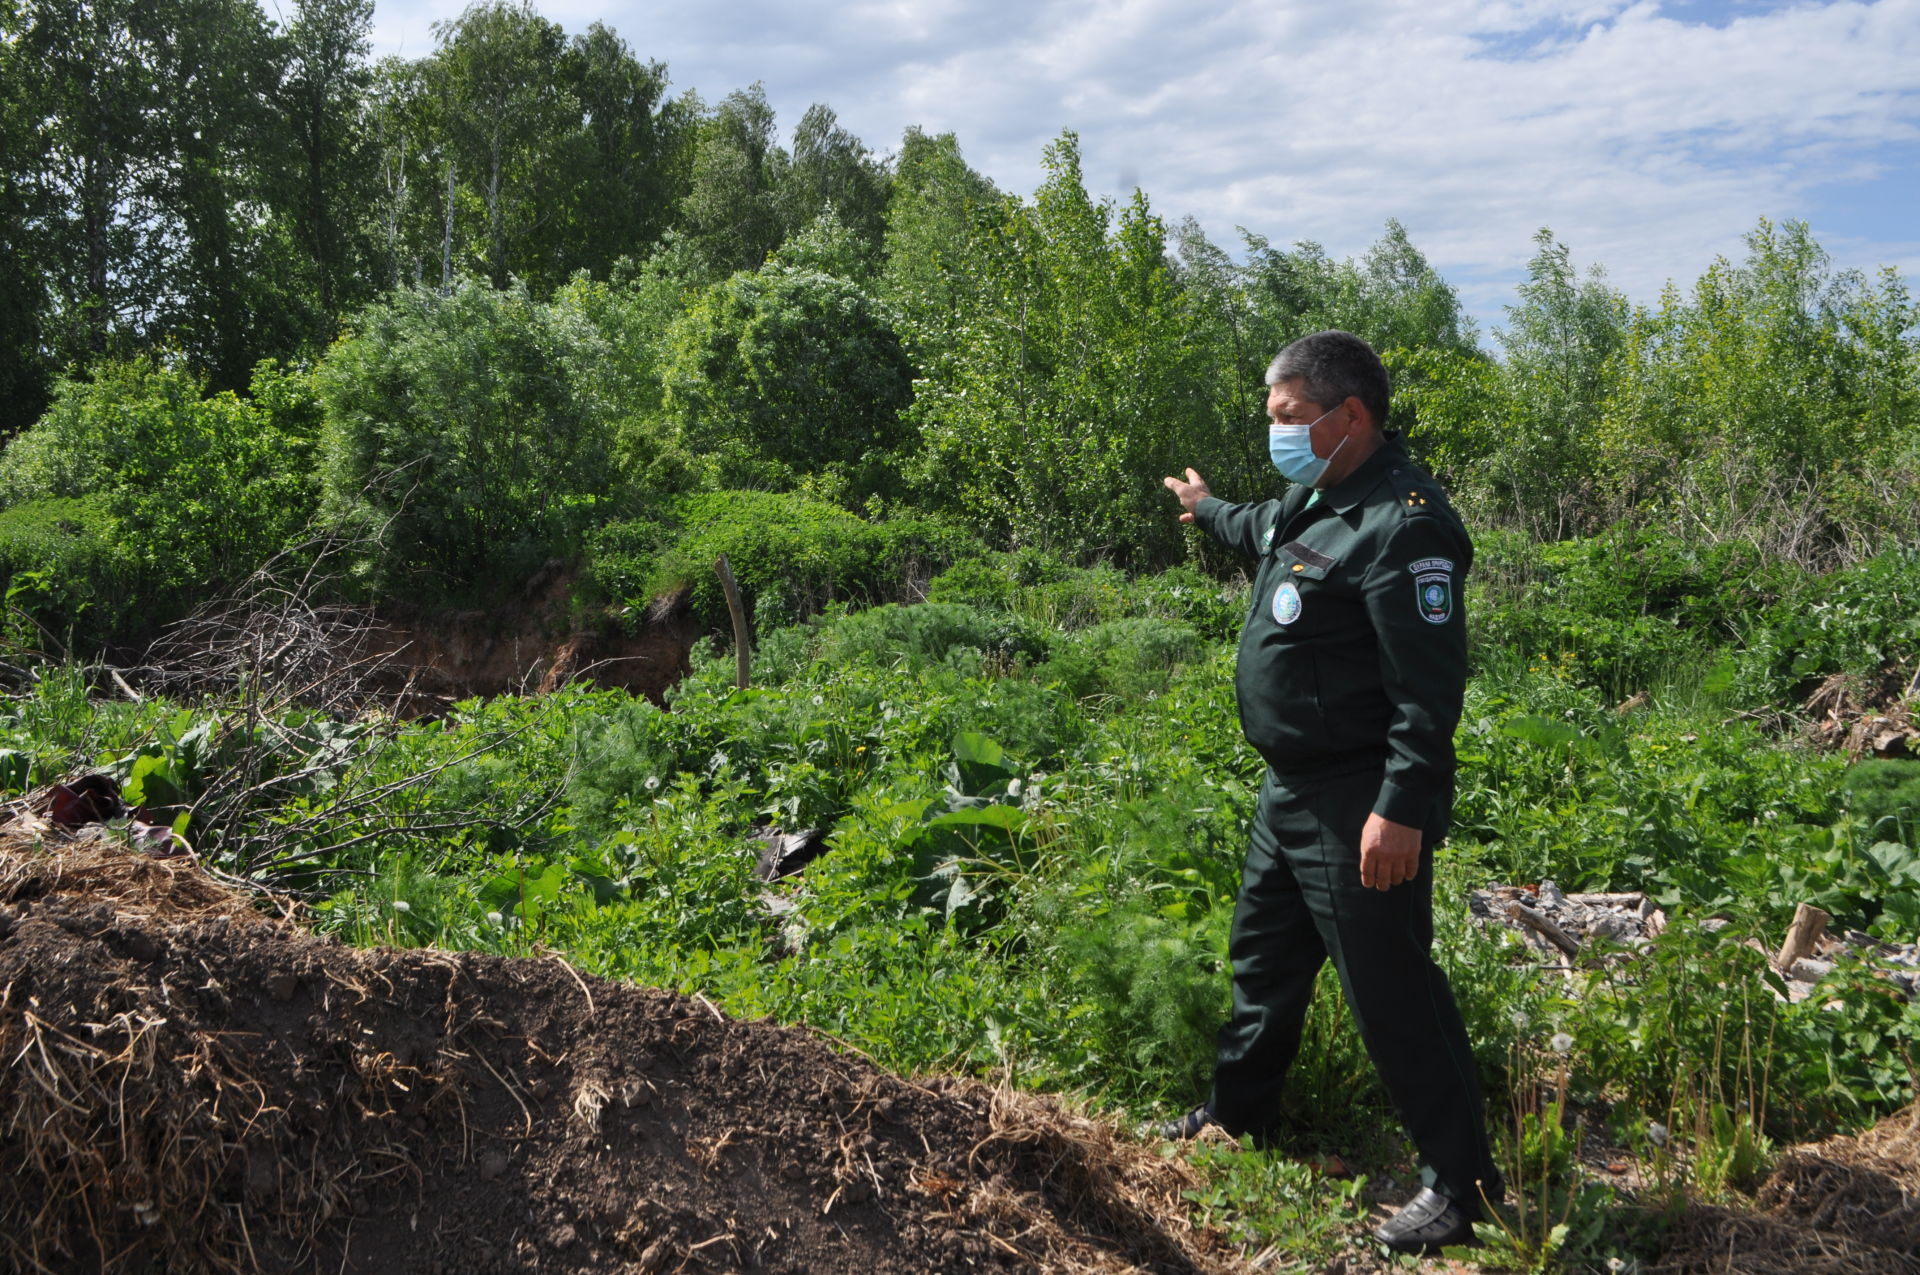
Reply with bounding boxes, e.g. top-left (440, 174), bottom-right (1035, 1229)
top-left (1507, 900), bottom-right (1582, 958)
